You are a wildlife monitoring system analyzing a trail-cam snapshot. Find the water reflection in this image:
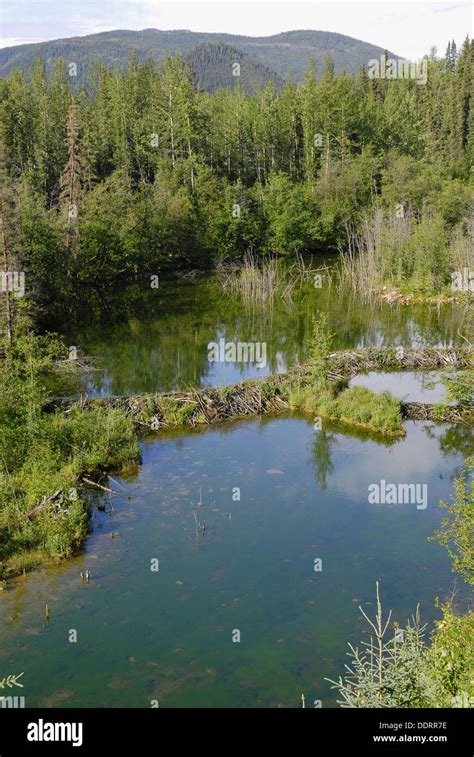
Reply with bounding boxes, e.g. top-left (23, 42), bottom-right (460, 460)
top-left (66, 261), bottom-right (470, 397)
top-left (0, 417), bottom-right (468, 708)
